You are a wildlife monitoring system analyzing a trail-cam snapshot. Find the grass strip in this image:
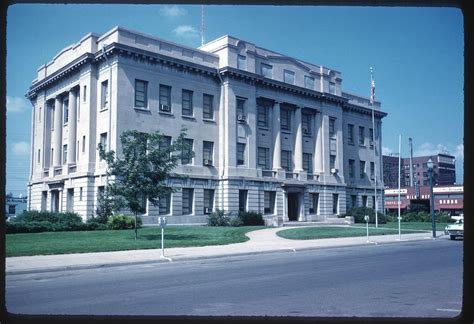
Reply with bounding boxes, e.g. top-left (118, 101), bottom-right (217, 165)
top-left (276, 226), bottom-right (420, 240)
top-left (6, 226), bottom-right (266, 257)
top-left (352, 222), bottom-right (449, 231)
